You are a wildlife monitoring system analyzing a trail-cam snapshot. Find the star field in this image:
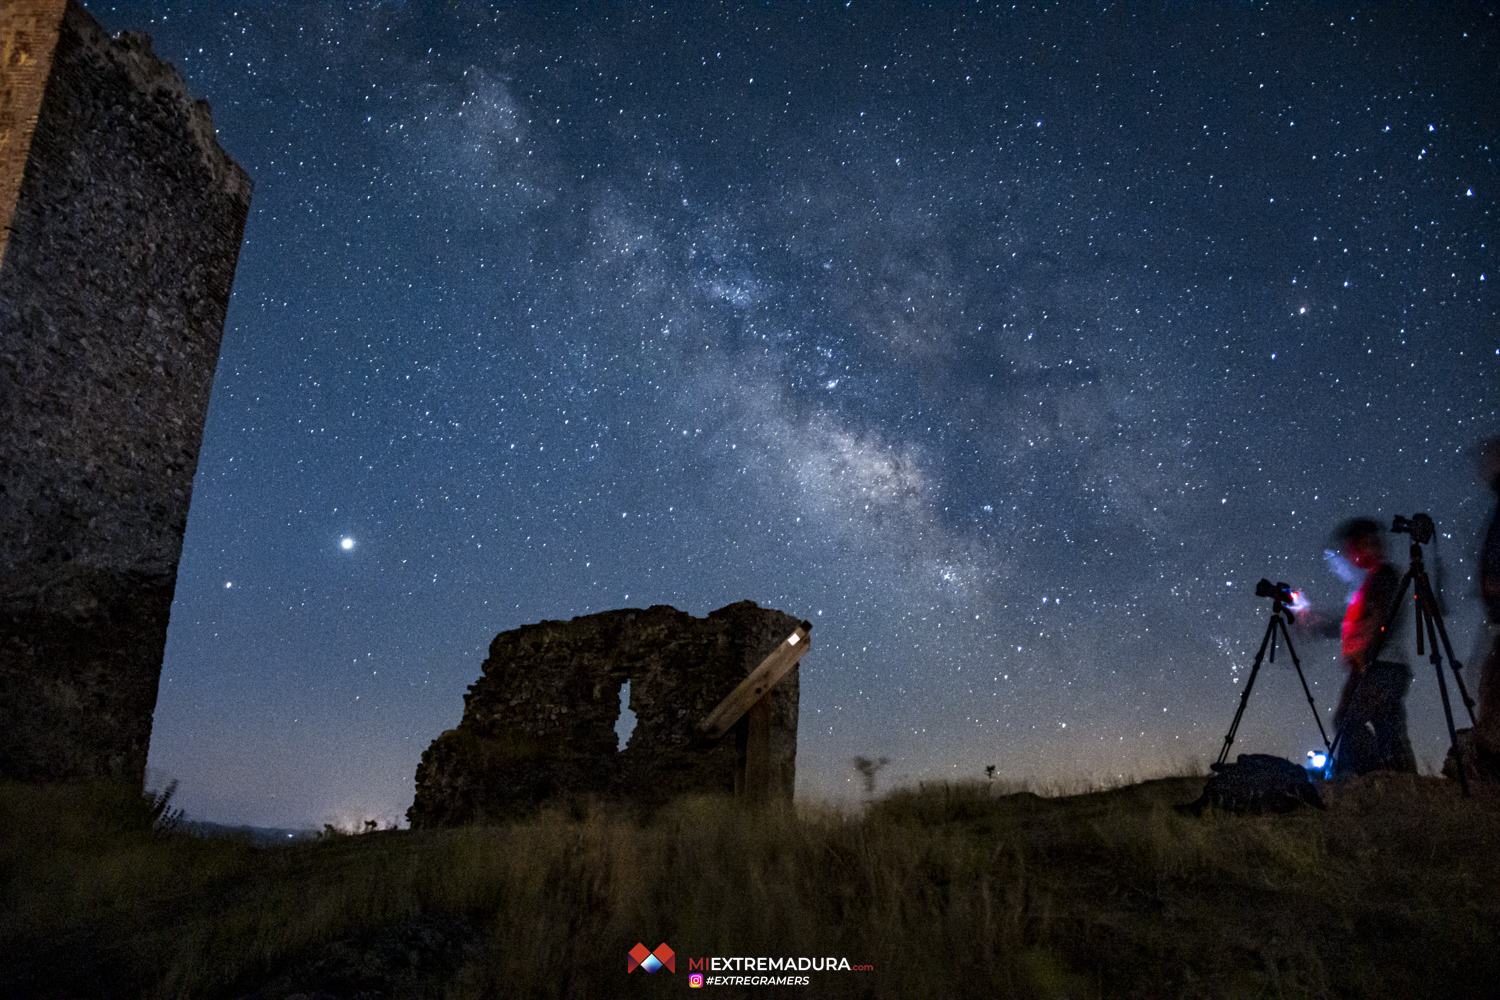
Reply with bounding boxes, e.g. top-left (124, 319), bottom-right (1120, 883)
top-left (90, 2), bottom-right (1499, 827)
